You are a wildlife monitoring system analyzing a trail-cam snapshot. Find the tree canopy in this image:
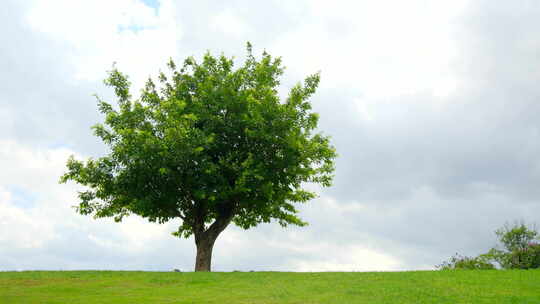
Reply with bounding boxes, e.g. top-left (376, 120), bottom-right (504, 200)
top-left (60, 43), bottom-right (336, 271)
